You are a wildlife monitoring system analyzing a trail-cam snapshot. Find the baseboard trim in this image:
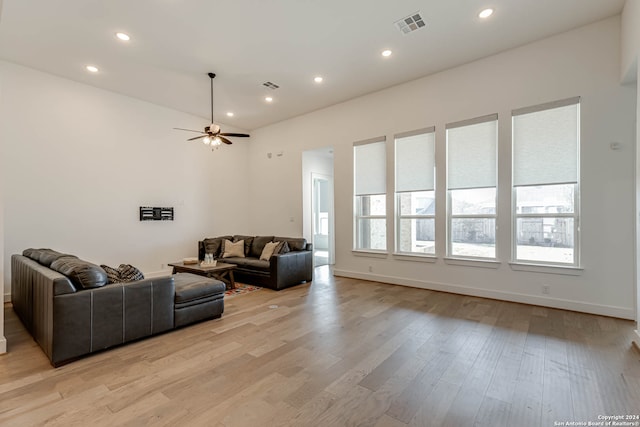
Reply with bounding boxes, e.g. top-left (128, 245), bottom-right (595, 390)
top-left (333, 269), bottom-right (635, 320)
